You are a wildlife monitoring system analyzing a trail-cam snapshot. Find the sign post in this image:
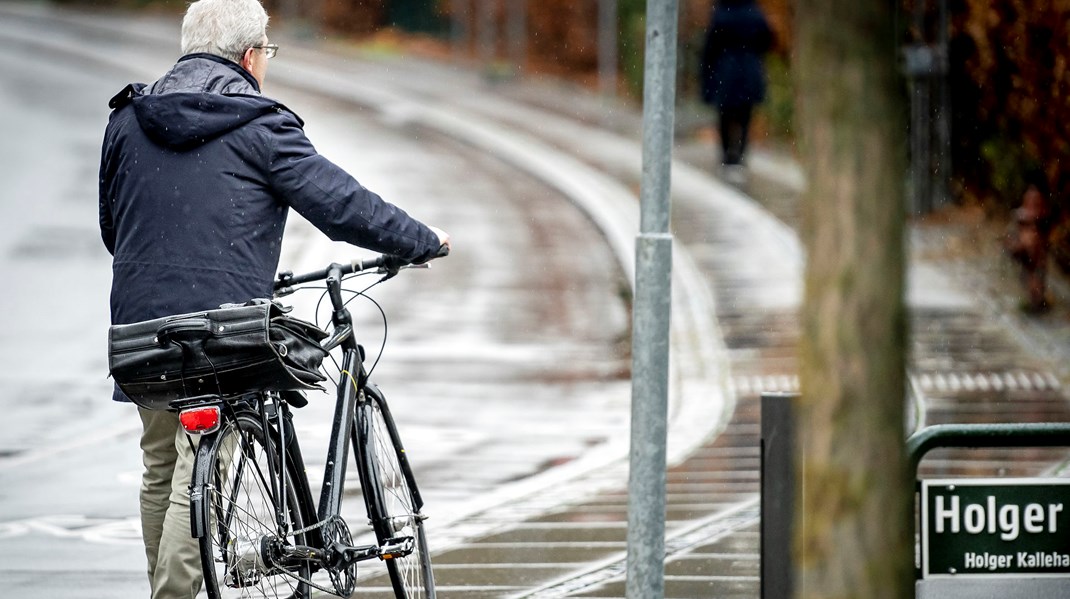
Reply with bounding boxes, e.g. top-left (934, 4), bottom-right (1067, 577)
top-left (625, 0), bottom-right (678, 597)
